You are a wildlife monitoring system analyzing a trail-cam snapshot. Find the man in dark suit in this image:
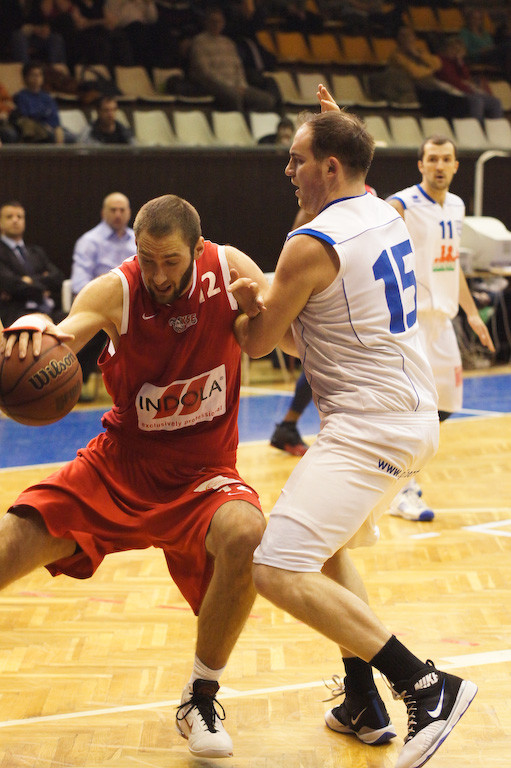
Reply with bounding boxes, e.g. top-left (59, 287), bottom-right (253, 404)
top-left (0, 199), bottom-right (65, 327)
